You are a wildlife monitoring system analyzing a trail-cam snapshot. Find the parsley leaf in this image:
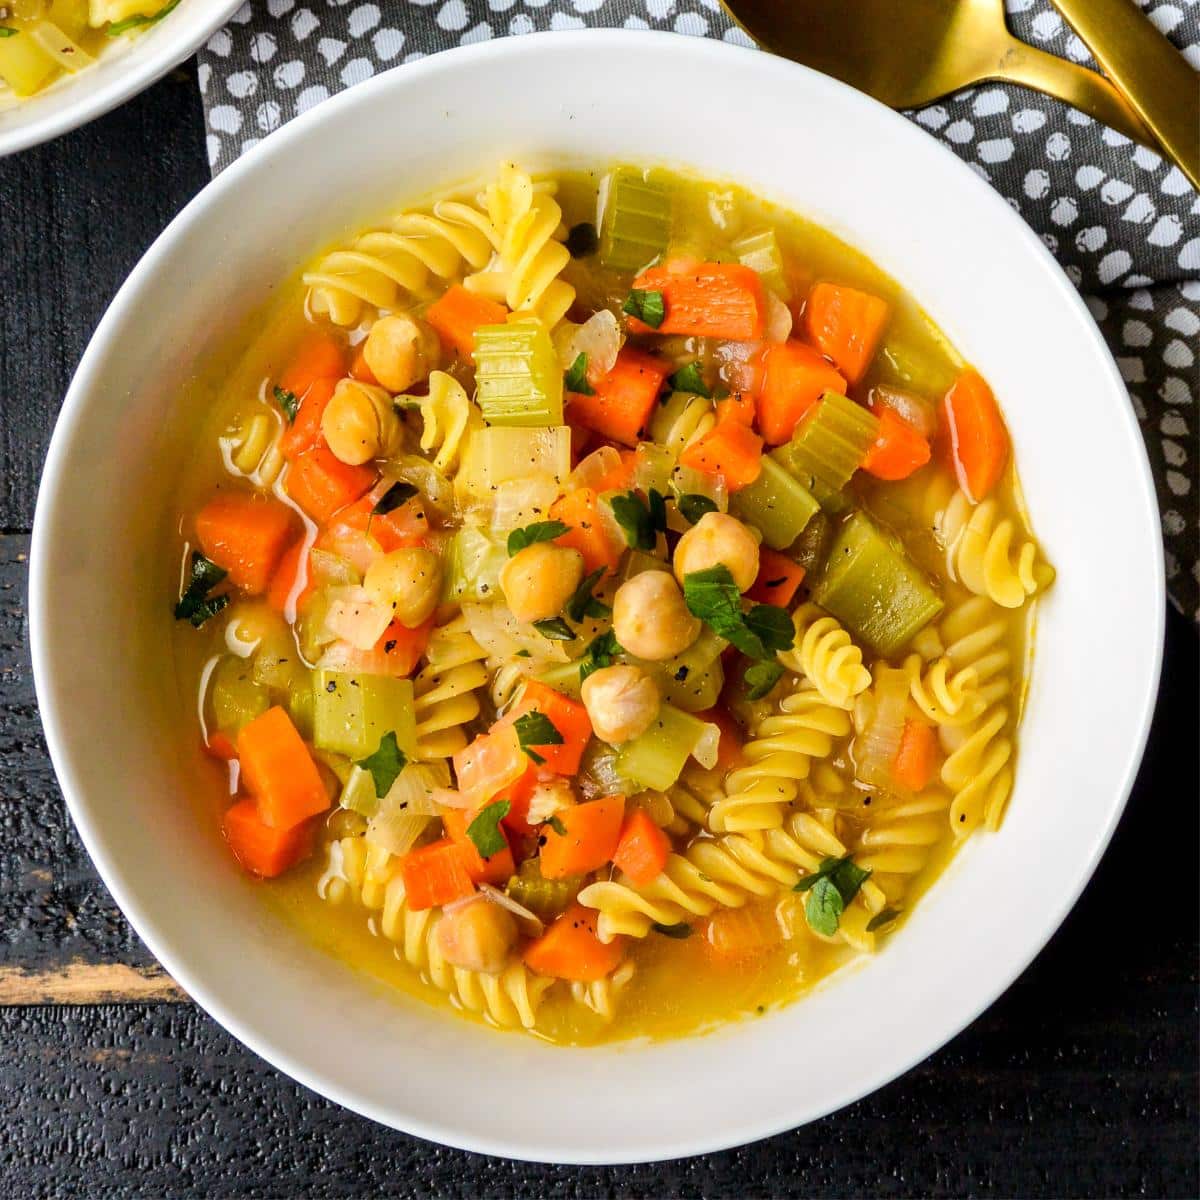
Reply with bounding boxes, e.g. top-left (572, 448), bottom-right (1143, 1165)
top-left (579, 630), bottom-right (623, 683)
top-left (0, 27), bottom-right (18, 38)
top-left (609, 490), bottom-right (663, 551)
top-left (743, 660), bottom-right (785, 701)
top-left (467, 800), bottom-right (511, 858)
top-left (174, 552), bottom-right (229, 628)
top-left (676, 493), bottom-right (718, 526)
top-left (564, 353), bottom-right (594, 396)
top-left (507, 520), bottom-right (571, 556)
top-left (533, 617), bottom-right (576, 641)
top-left (273, 385), bottom-right (299, 423)
top-left (668, 362), bottom-right (710, 398)
top-left (866, 907), bottom-right (901, 933)
top-left (514, 710), bottom-right (564, 765)
top-left (648, 488), bottom-right (668, 535)
top-left (356, 731), bottom-right (408, 798)
top-left (372, 481), bottom-right (418, 516)
top-left (805, 877), bottom-right (844, 937)
top-left (107, 0), bottom-right (180, 35)
top-left (744, 604), bottom-right (795, 656)
top-left (565, 222), bottom-right (599, 259)
top-left (547, 815), bottom-right (567, 835)
top-left (622, 288), bottom-right (666, 329)
top-left (682, 565), bottom-right (794, 660)
top-left (651, 921), bottom-right (693, 939)
top-left (794, 855), bottom-right (873, 936)
top-left (566, 567), bottom-right (610, 623)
